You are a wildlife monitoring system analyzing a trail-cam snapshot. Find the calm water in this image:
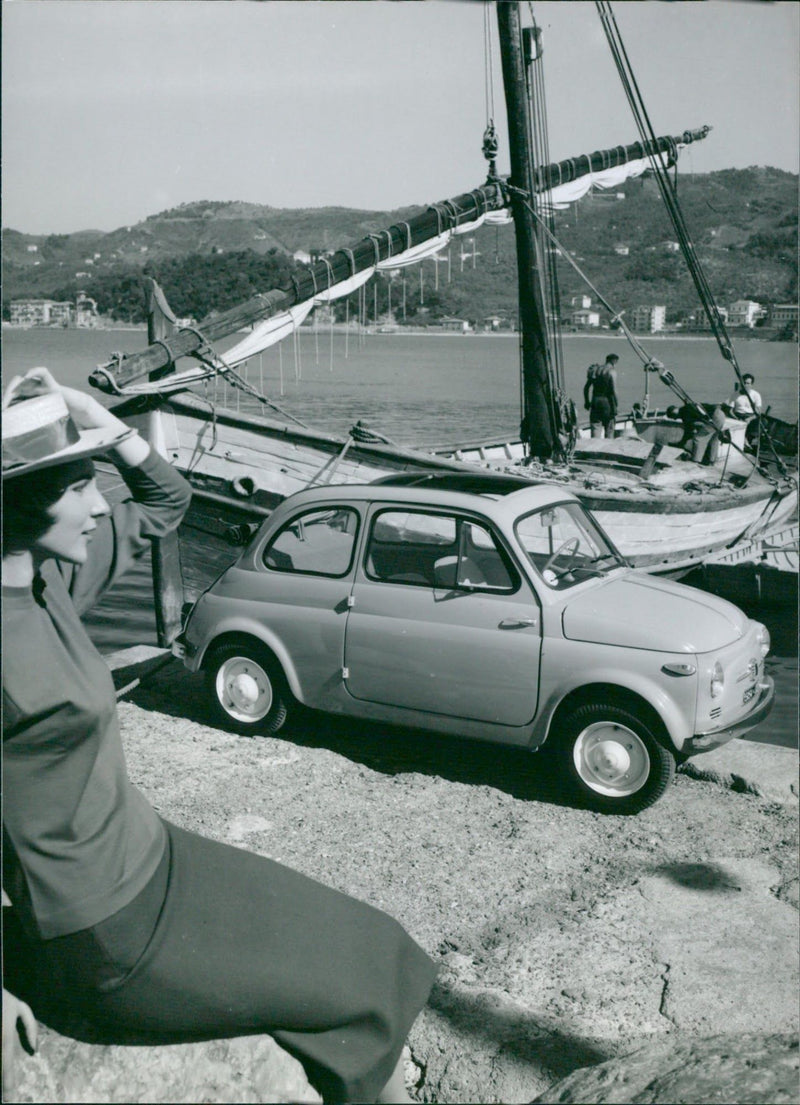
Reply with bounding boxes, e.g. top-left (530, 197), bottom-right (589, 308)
top-left (2, 326), bottom-right (798, 446)
top-left (3, 326), bottom-right (797, 750)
